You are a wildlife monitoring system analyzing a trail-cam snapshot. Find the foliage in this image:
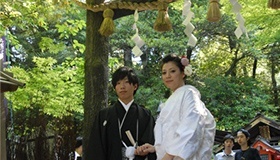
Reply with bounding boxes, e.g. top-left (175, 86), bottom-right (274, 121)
top-left (198, 76), bottom-right (276, 131)
top-left (5, 57), bottom-right (84, 159)
top-left (111, 6), bottom-right (192, 56)
top-left (221, 0), bottom-right (280, 46)
top-left (6, 56), bottom-right (84, 117)
top-left (1, 0), bottom-right (279, 158)
top-left (109, 0), bottom-right (280, 123)
top-left (135, 53), bottom-right (168, 116)
top-left (0, 0), bottom-right (86, 68)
